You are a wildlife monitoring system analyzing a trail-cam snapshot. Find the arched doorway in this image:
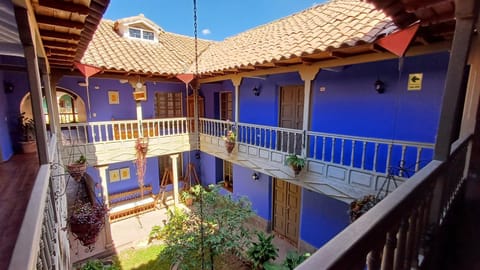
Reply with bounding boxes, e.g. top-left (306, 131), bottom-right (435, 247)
top-left (19, 87), bottom-right (87, 124)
